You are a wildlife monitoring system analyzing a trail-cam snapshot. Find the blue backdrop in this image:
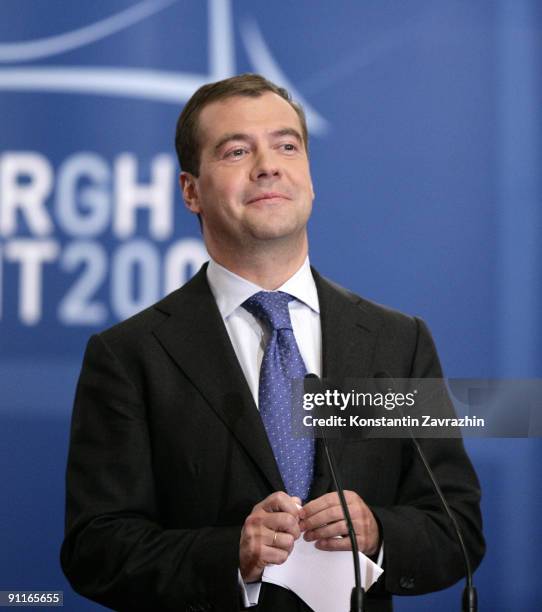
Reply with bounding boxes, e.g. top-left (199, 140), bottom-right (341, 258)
top-left (1, 1), bottom-right (540, 609)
